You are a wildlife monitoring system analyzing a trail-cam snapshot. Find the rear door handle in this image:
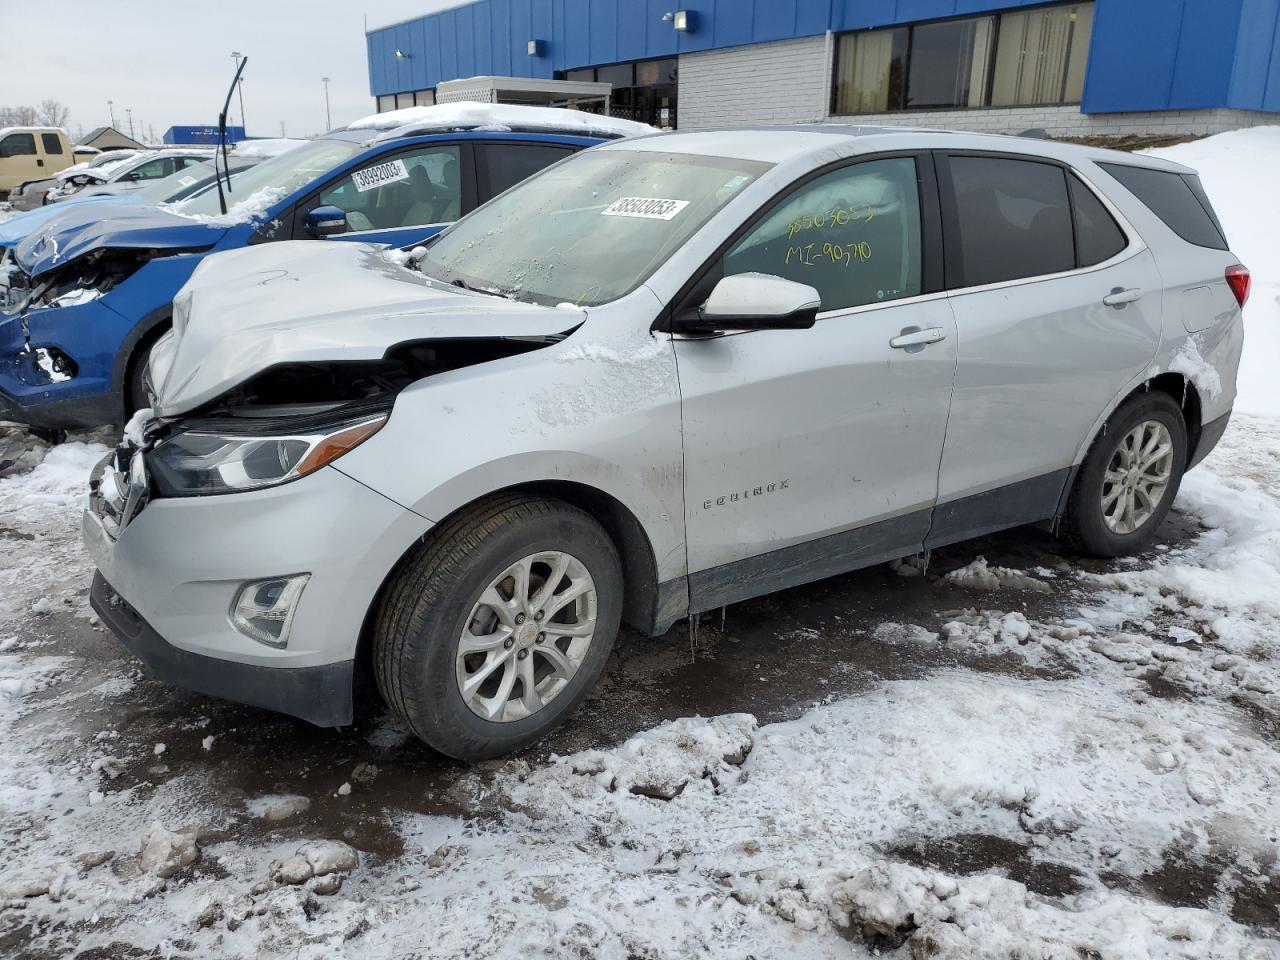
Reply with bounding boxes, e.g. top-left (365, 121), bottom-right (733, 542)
top-left (1103, 287), bottom-right (1143, 307)
top-left (889, 326), bottom-right (947, 351)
